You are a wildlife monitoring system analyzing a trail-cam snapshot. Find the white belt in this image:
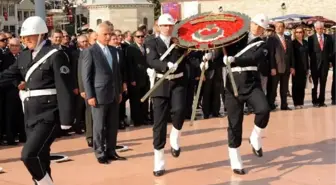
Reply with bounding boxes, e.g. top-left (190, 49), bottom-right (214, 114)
top-left (19, 88), bottom-right (57, 101)
top-left (156, 72), bottom-right (183, 80)
top-left (231, 66), bottom-right (258, 73)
